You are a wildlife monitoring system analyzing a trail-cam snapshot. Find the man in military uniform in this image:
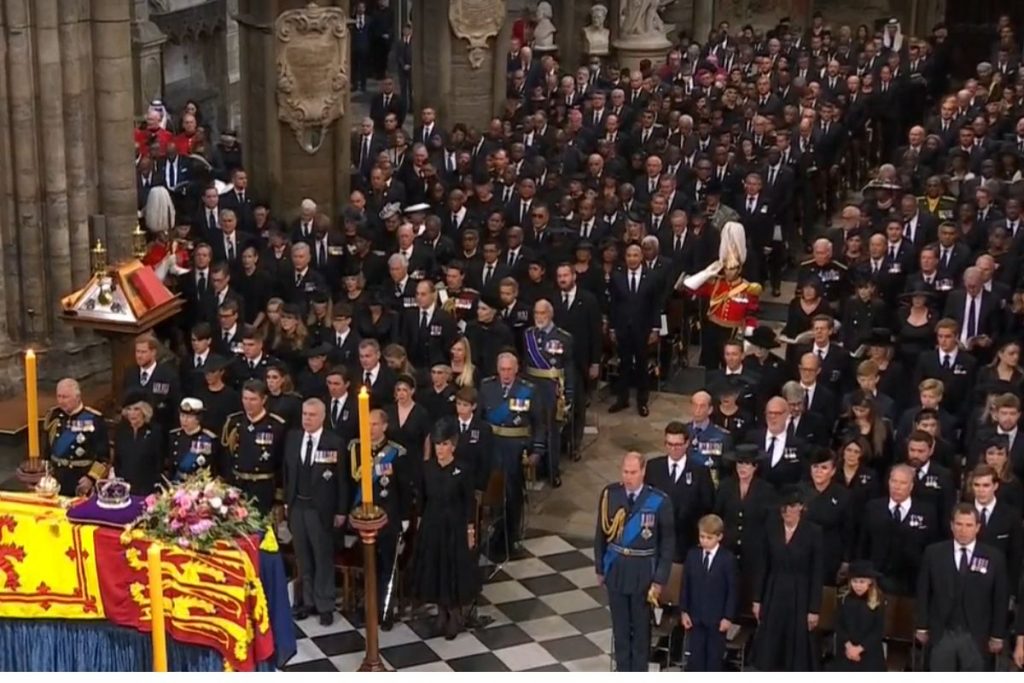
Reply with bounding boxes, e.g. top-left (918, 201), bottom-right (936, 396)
top-left (169, 397), bottom-right (221, 481)
top-left (479, 352), bottom-right (546, 556)
top-left (797, 239), bottom-right (849, 310)
top-left (523, 299), bottom-right (575, 487)
top-left (44, 378), bottom-right (109, 496)
top-left (498, 277), bottom-right (532, 354)
top-left (221, 379), bottom-right (287, 514)
top-left (348, 408), bottom-right (415, 629)
top-left (595, 451), bottom-right (674, 672)
top-left (439, 260), bottom-right (480, 332)
top-left (917, 175), bottom-right (957, 222)
top-left (284, 398), bottom-right (348, 626)
top-left (124, 333), bottom-right (180, 431)
top-left (464, 291), bottom-right (515, 378)
top-left (684, 391), bottom-right (732, 485)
